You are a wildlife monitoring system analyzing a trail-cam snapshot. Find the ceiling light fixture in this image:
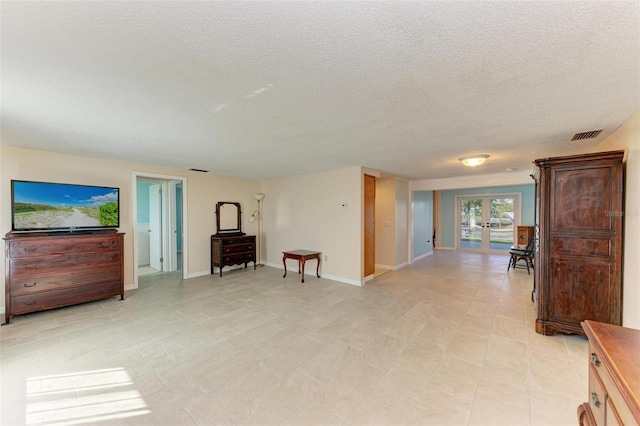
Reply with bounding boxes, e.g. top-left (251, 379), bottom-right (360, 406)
top-left (459, 155), bottom-right (489, 167)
